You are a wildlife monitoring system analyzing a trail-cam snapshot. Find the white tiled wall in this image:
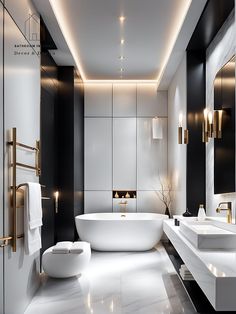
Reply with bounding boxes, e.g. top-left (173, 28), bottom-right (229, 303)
top-left (137, 84), bottom-right (167, 117)
top-left (3, 4), bottom-right (41, 314)
top-left (137, 191), bottom-right (166, 213)
top-left (85, 84), bottom-right (112, 116)
top-left (84, 191), bottom-right (112, 213)
top-left (84, 83), bottom-right (168, 213)
top-left (113, 84), bottom-right (136, 116)
top-left (137, 118), bottom-right (167, 190)
top-left (113, 118), bottom-right (137, 190)
top-left (167, 55), bottom-right (187, 215)
top-left (85, 118), bottom-right (112, 190)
